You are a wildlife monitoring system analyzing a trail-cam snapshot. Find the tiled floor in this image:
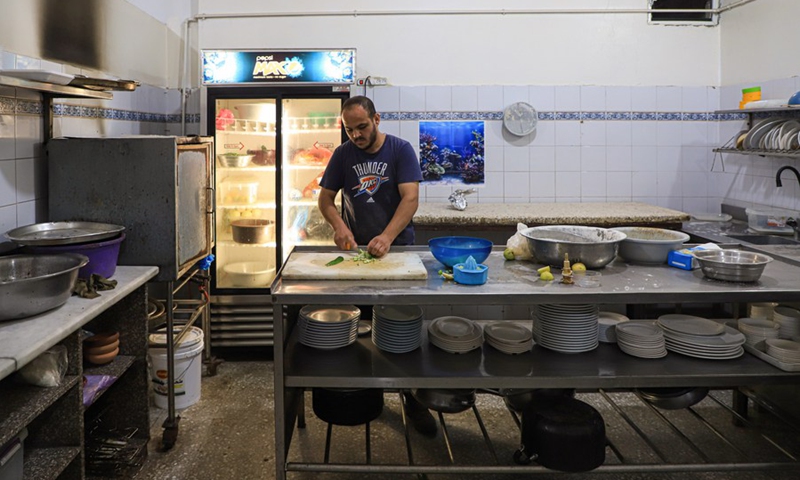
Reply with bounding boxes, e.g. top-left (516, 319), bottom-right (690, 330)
top-left (133, 358), bottom-right (800, 480)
